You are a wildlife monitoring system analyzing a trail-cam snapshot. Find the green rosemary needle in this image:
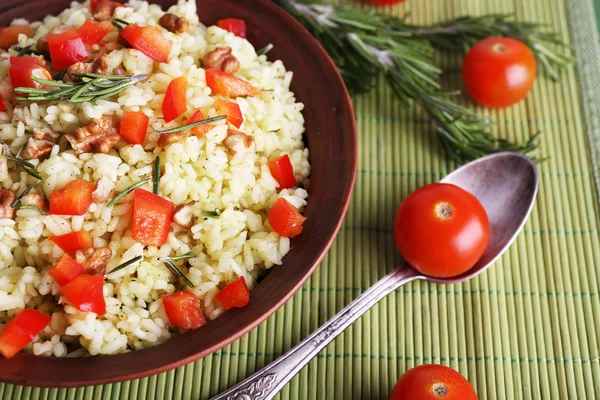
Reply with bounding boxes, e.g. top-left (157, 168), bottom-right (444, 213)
top-left (18, 205), bottom-right (49, 214)
top-left (201, 209), bottom-right (221, 217)
top-left (40, 184), bottom-right (49, 207)
top-left (153, 156), bottom-right (160, 195)
top-left (256, 44), bottom-right (274, 56)
top-left (158, 253), bottom-right (196, 263)
top-left (108, 255), bottom-right (143, 275)
top-left (11, 182), bottom-right (39, 208)
top-left (156, 115), bottom-right (228, 134)
top-left (11, 45), bottom-right (47, 58)
top-left (162, 259), bottom-right (195, 288)
top-left (106, 177), bottom-right (151, 208)
top-left (4, 154), bottom-right (43, 180)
